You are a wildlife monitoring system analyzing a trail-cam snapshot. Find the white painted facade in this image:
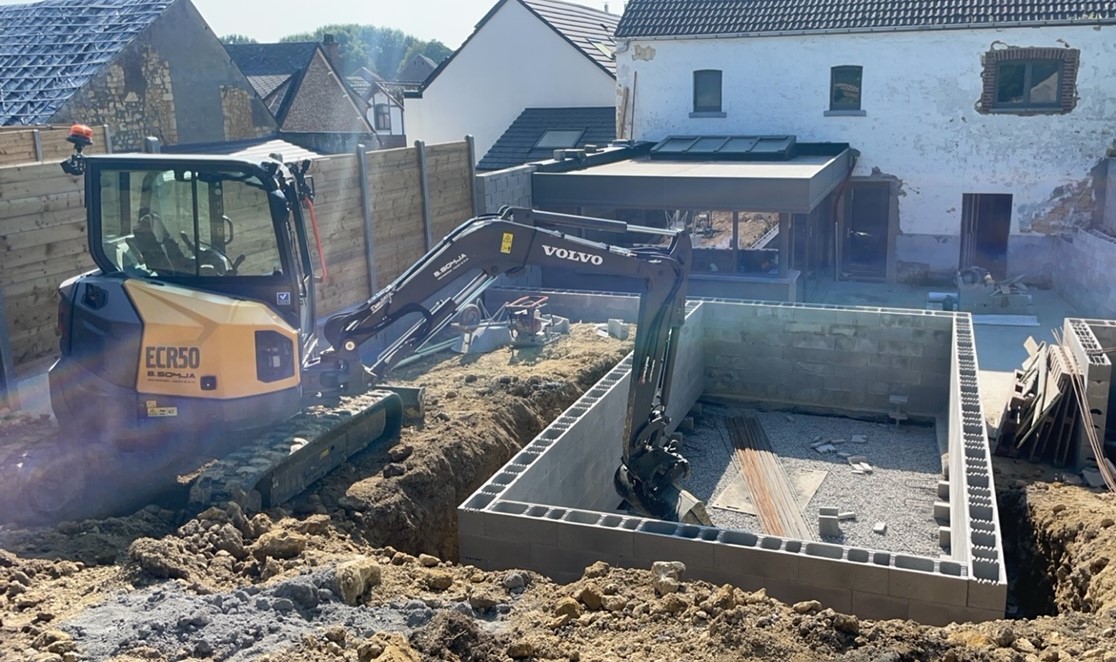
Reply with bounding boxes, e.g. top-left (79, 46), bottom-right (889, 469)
top-left (367, 85), bottom-right (404, 144)
top-left (615, 26), bottom-right (1116, 274)
top-left (405, 0), bottom-right (617, 162)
